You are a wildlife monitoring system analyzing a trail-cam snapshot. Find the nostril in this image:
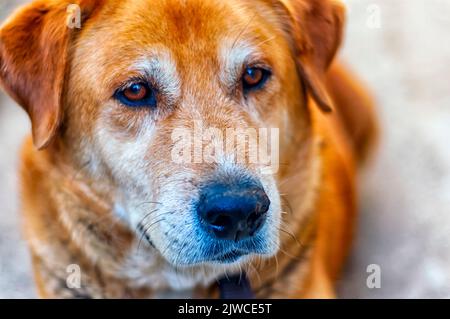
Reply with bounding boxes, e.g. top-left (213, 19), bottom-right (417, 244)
top-left (247, 211), bottom-right (260, 226)
top-left (256, 194), bottom-right (271, 215)
top-left (208, 213), bottom-right (232, 232)
top-left (246, 211), bottom-right (266, 236)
